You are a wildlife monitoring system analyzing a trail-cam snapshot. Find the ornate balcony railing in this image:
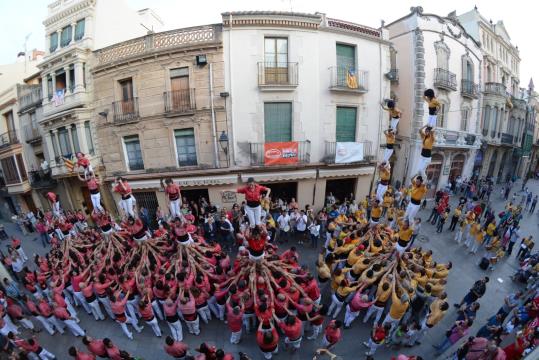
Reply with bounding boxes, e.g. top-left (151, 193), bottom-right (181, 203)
top-left (501, 132), bottom-right (514, 145)
top-left (483, 82), bottom-right (506, 97)
top-left (257, 62), bottom-right (299, 87)
top-left (112, 97), bottom-right (140, 124)
top-left (511, 96), bottom-right (527, 110)
top-left (28, 169), bottom-right (57, 189)
top-left (433, 68), bottom-right (457, 91)
top-left (164, 89), bottom-right (196, 115)
top-left (249, 140), bottom-right (311, 166)
top-left (323, 141), bottom-right (374, 164)
top-left (0, 130), bottom-right (19, 148)
top-left (329, 66), bottom-right (368, 92)
top-left (18, 86), bottom-right (42, 111)
top-left (434, 128), bottom-right (480, 148)
top-left (461, 79), bottom-right (479, 98)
